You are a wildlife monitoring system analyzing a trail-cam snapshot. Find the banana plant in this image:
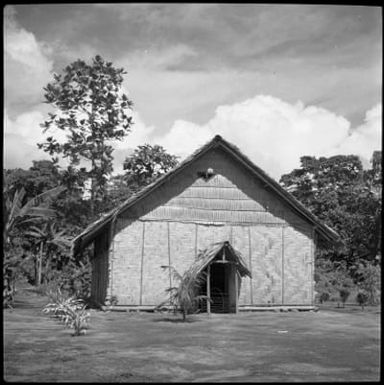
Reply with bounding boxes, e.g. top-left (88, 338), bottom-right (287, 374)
top-left (3, 185), bottom-right (66, 307)
top-left (4, 185), bottom-right (66, 244)
top-left (24, 221), bottom-right (71, 286)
